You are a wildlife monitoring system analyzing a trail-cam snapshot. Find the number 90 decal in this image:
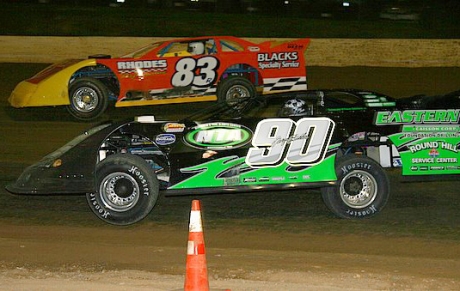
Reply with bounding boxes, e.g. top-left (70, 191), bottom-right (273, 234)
top-left (246, 118), bottom-right (335, 167)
